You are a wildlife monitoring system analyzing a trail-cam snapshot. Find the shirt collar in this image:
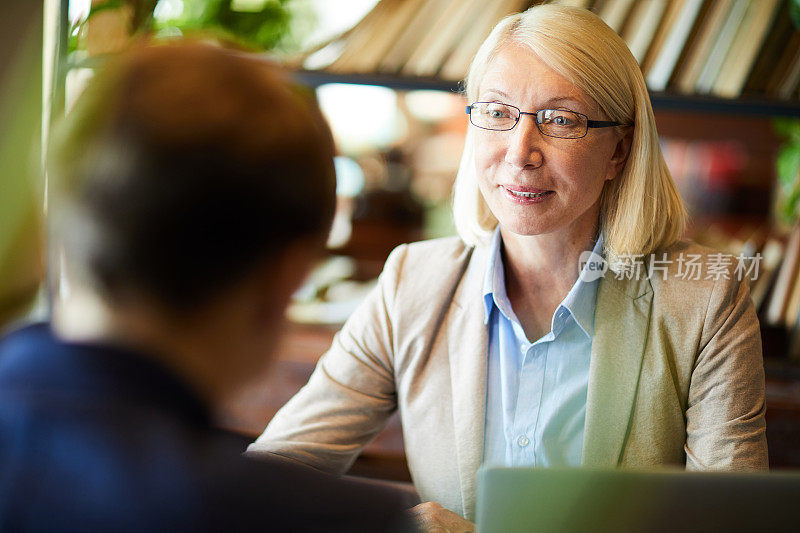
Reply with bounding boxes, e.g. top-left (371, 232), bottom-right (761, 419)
top-left (561, 232), bottom-right (604, 337)
top-left (482, 227), bottom-right (515, 325)
top-left (481, 227), bottom-right (604, 338)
